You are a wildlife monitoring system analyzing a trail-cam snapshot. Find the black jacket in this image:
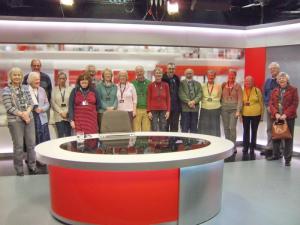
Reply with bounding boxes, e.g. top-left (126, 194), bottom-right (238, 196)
top-left (162, 74), bottom-right (181, 112)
